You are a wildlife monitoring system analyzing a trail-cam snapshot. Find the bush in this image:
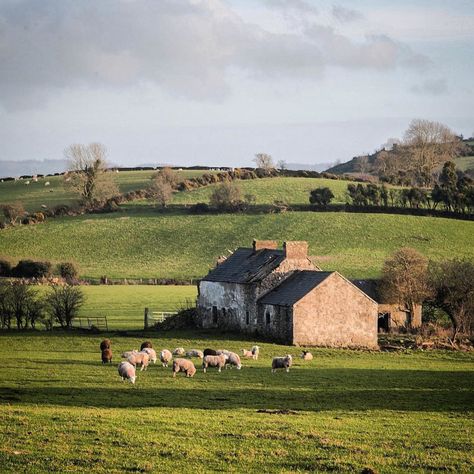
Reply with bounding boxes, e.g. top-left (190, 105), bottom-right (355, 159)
top-left (210, 181), bottom-right (242, 211)
top-left (0, 258), bottom-right (12, 276)
top-left (13, 260), bottom-right (52, 278)
top-left (309, 187), bottom-right (334, 206)
top-left (57, 262), bottom-right (79, 281)
top-left (189, 202), bottom-right (210, 214)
